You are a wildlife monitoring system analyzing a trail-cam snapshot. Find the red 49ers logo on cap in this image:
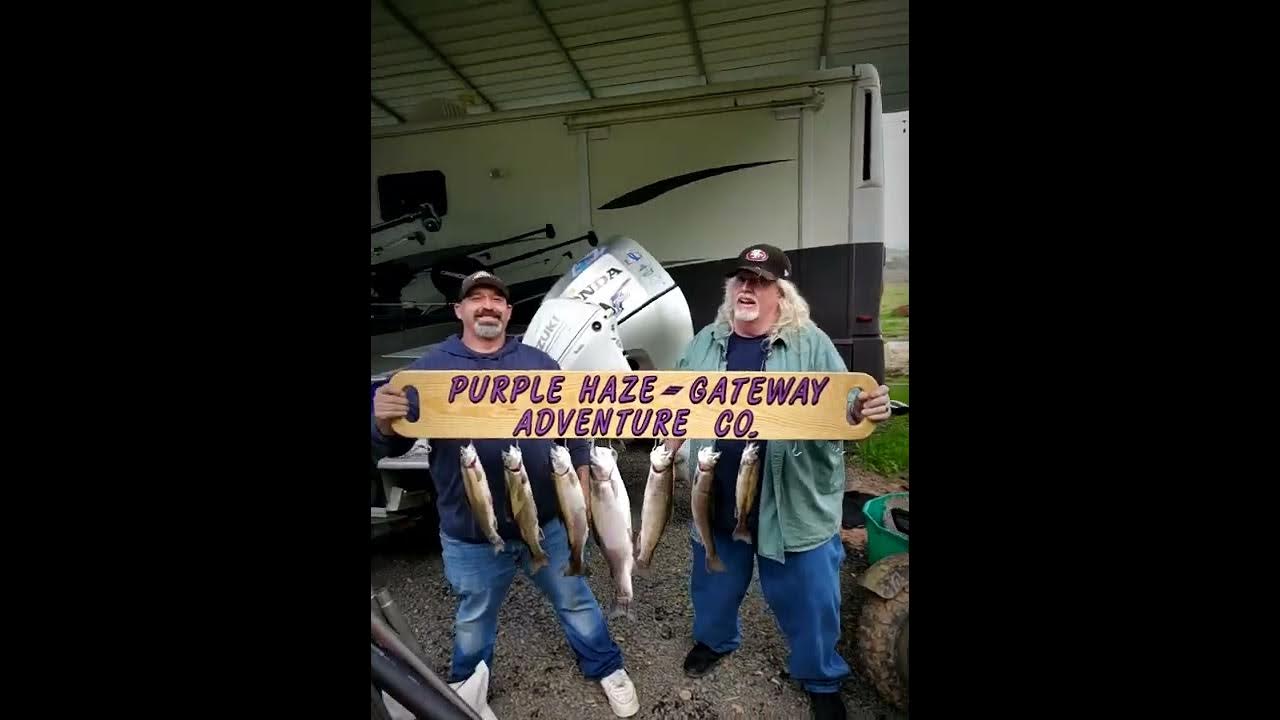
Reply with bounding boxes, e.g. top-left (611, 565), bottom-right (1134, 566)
top-left (746, 248), bottom-right (768, 261)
